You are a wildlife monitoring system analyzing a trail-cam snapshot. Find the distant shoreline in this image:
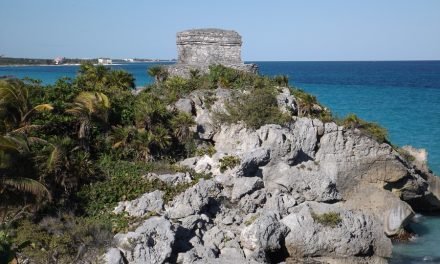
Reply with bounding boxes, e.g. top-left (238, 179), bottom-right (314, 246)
top-left (0, 62), bottom-right (174, 67)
